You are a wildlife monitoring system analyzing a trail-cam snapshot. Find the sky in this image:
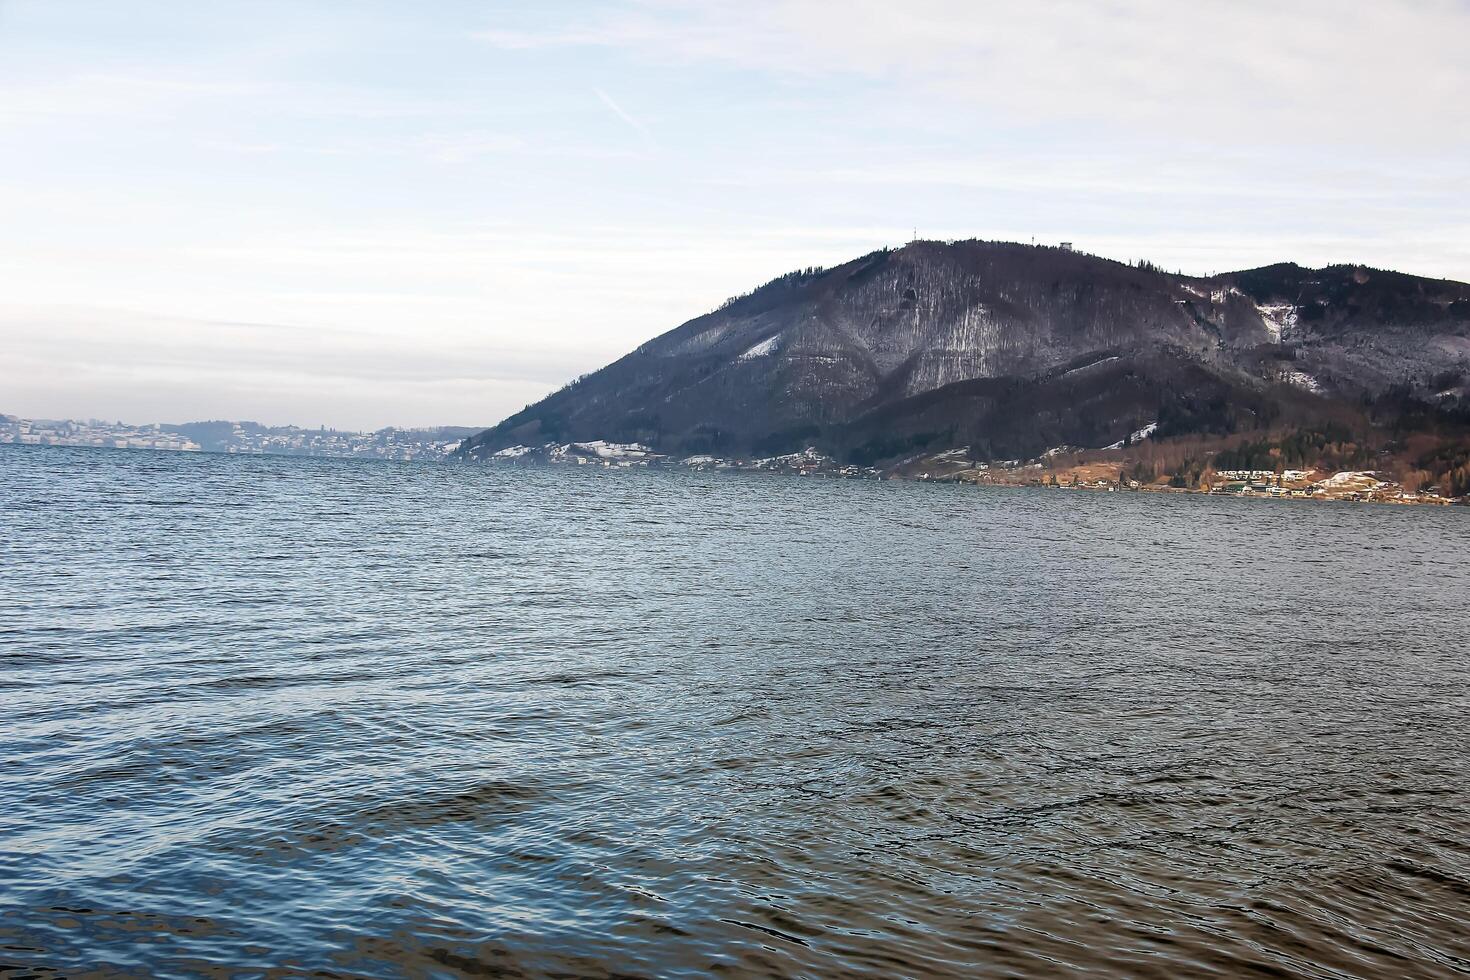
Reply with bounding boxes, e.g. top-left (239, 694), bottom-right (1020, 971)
top-left (1, 0), bottom-right (1467, 430)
